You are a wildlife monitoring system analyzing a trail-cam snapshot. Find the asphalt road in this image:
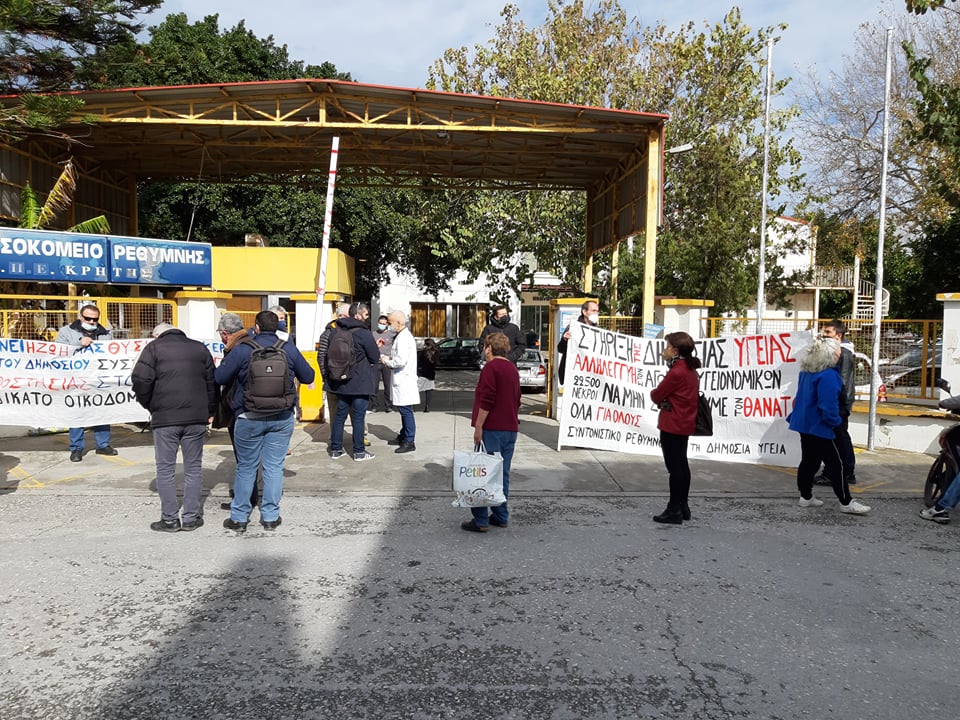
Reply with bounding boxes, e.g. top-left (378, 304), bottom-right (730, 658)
top-left (1, 370), bottom-right (956, 719)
